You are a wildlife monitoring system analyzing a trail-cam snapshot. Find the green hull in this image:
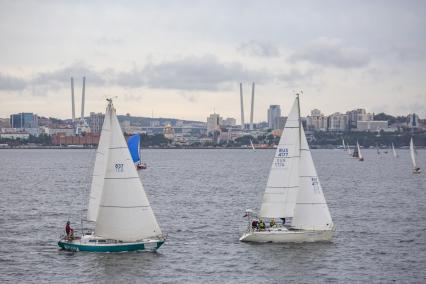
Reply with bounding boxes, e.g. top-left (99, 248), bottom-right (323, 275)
top-left (58, 240), bottom-right (164, 252)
